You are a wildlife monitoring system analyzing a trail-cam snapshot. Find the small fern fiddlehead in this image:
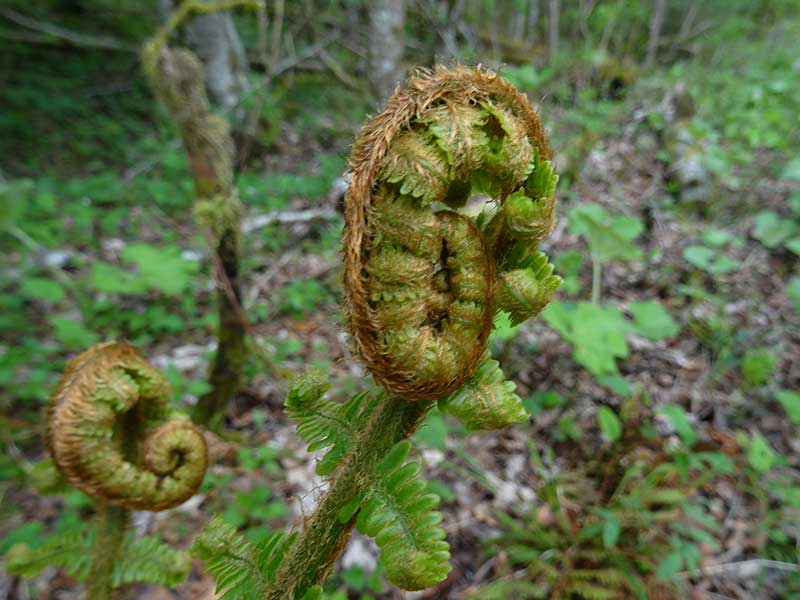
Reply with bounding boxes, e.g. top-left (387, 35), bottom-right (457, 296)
top-left (345, 65), bottom-right (560, 400)
top-left (47, 341), bottom-right (208, 511)
top-left (7, 342), bottom-right (209, 600)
